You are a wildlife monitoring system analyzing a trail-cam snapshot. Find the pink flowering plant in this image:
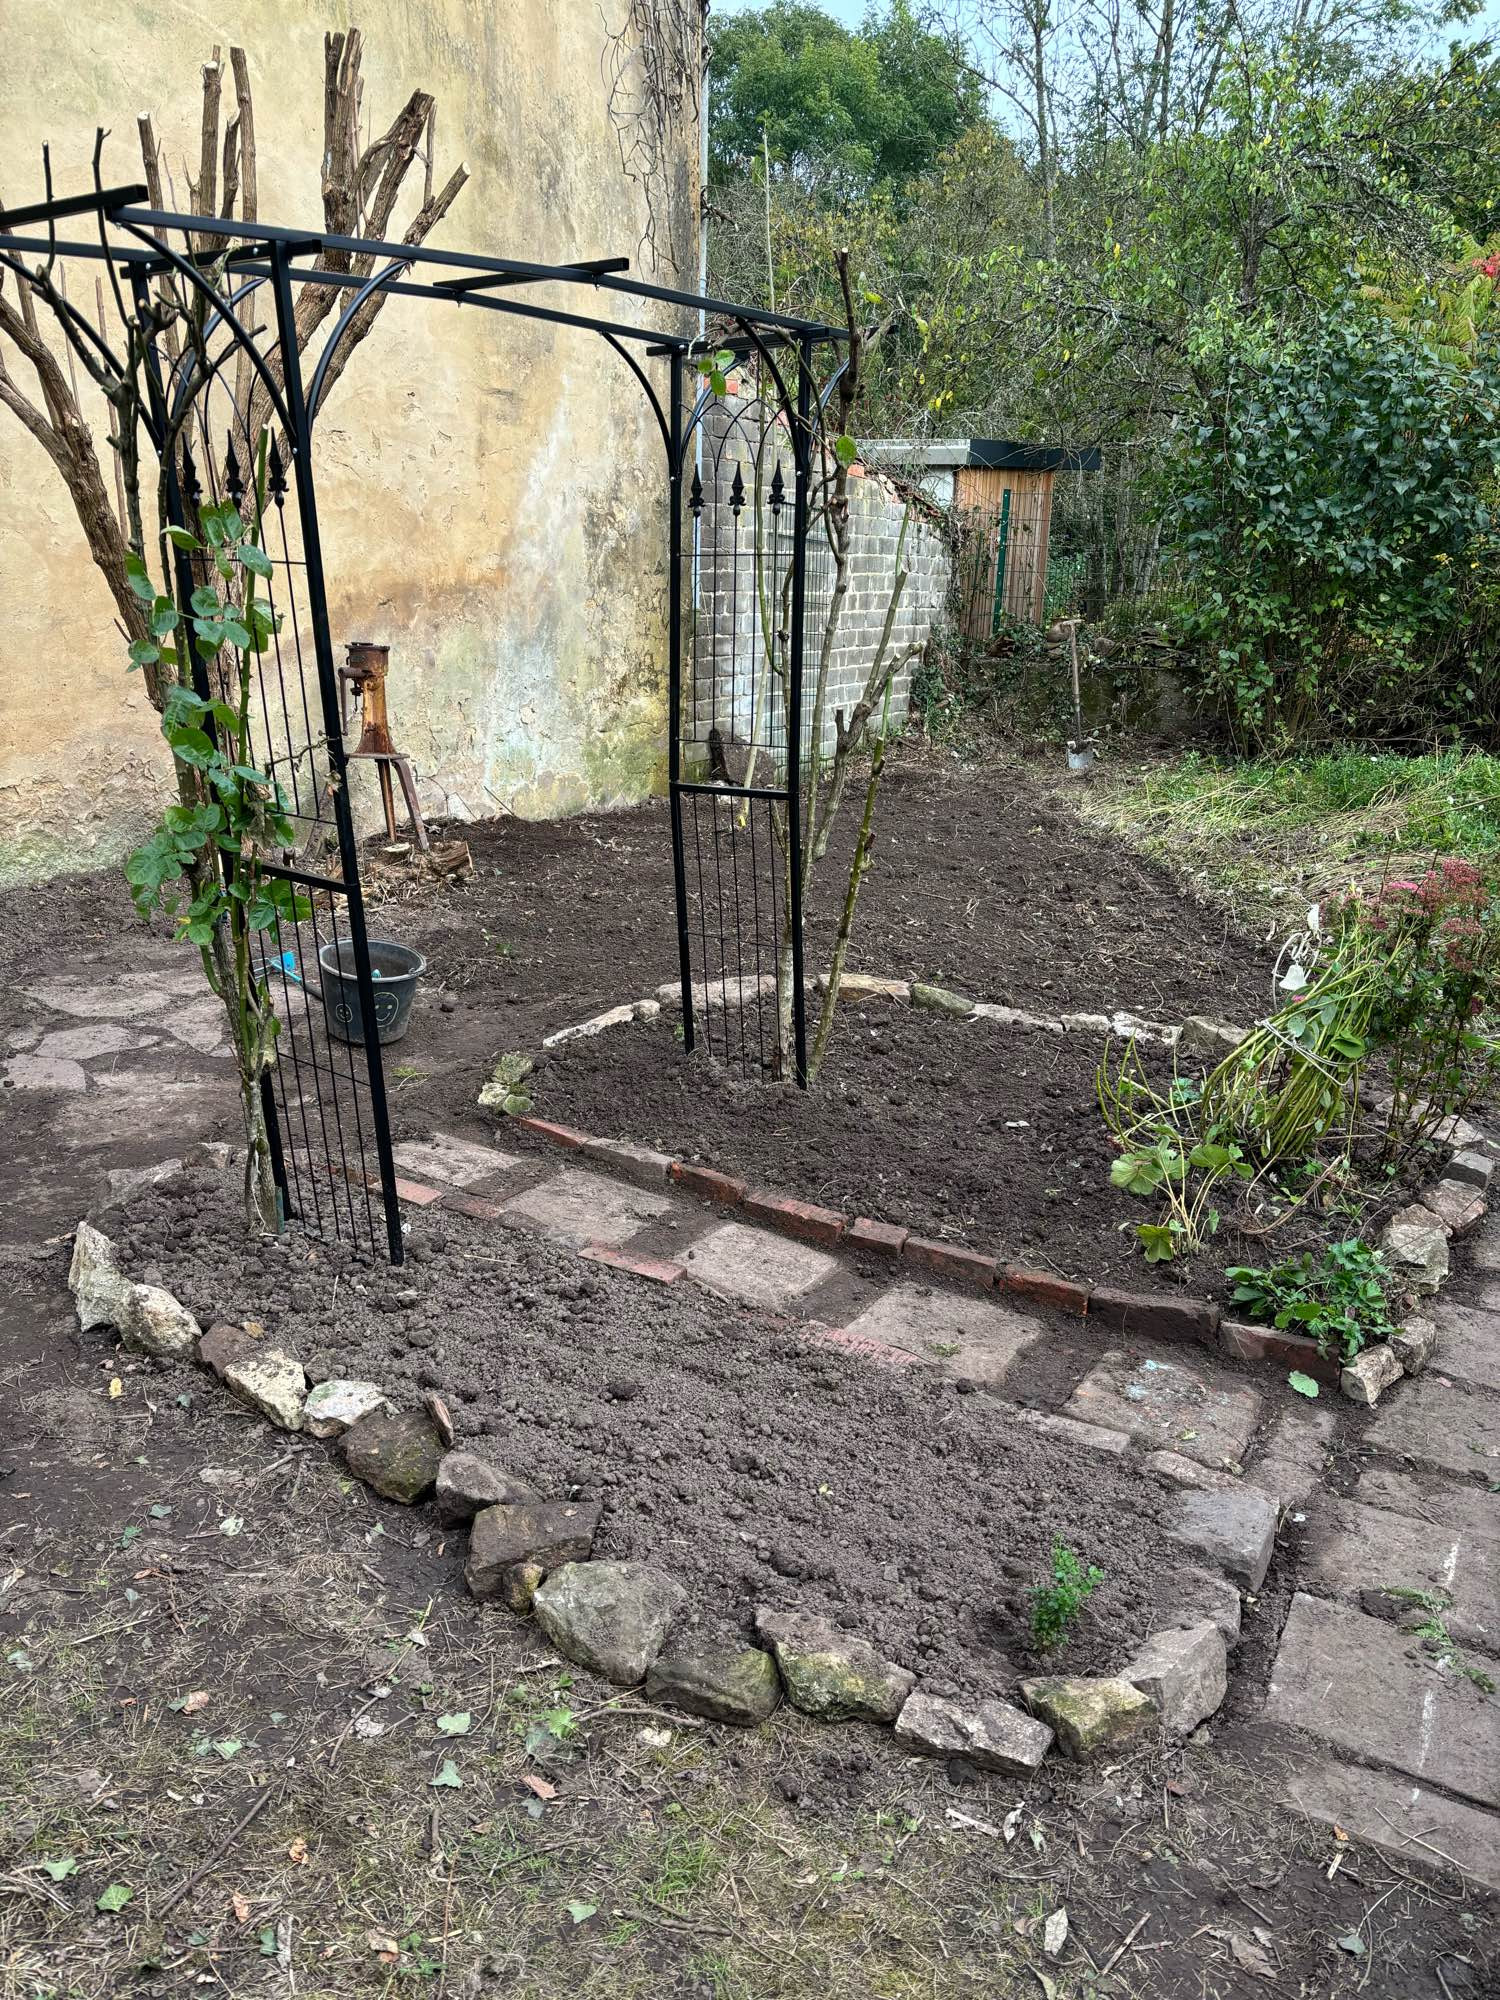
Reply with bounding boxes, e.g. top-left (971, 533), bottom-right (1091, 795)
top-left (1339, 859), bottom-right (1500, 1159)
